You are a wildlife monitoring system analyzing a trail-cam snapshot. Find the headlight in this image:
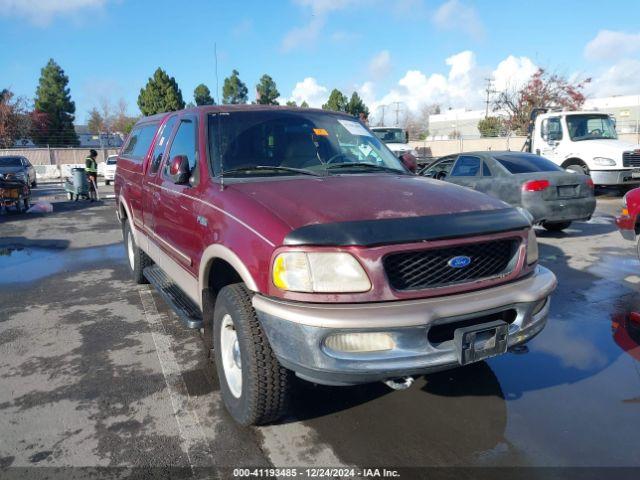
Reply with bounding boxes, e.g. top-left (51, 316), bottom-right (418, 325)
top-left (516, 207), bottom-right (534, 225)
top-left (593, 157), bottom-right (616, 166)
top-left (272, 252), bottom-right (371, 293)
top-left (526, 229), bottom-right (538, 265)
